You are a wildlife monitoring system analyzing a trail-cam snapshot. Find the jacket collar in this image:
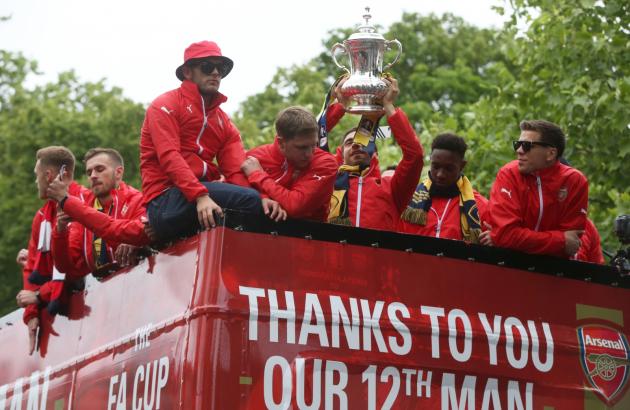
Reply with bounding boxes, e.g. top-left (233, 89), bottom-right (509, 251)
top-left (84, 181), bottom-right (132, 208)
top-left (334, 145), bottom-right (381, 179)
top-left (68, 181), bottom-right (86, 199)
top-left (532, 160), bottom-right (561, 179)
top-left (271, 138), bottom-right (291, 172)
top-left (271, 137), bottom-right (285, 159)
top-left (180, 80), bottom-right (227, 112)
